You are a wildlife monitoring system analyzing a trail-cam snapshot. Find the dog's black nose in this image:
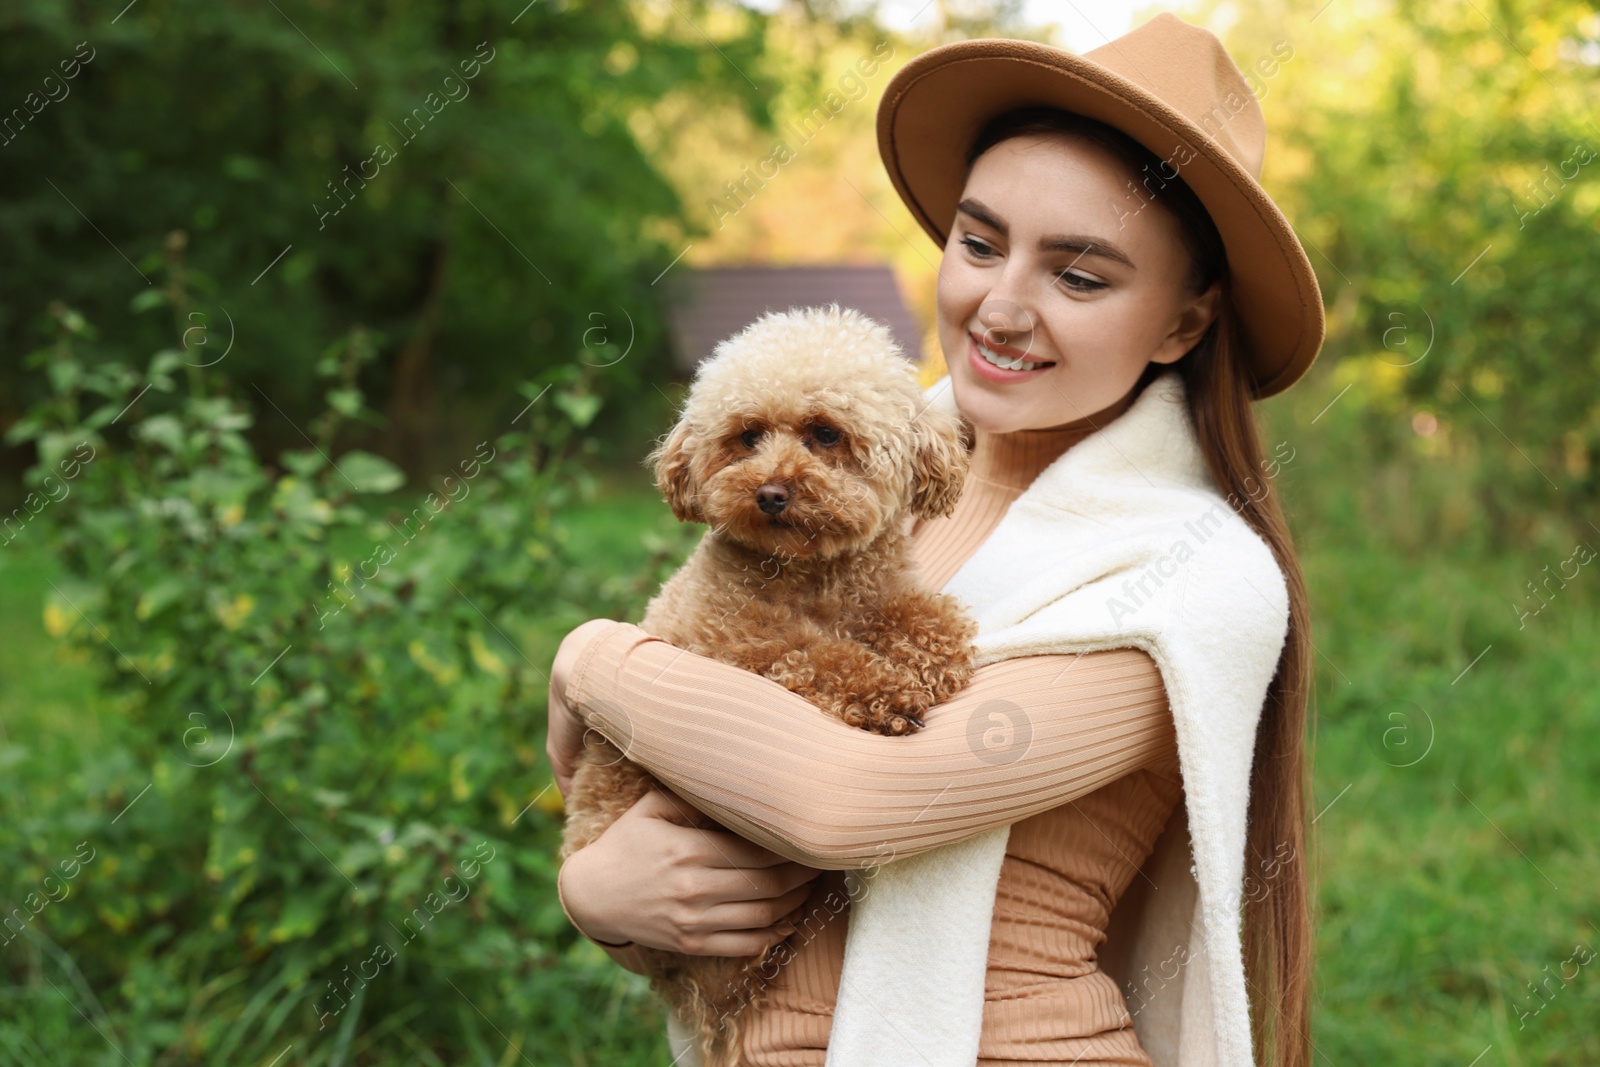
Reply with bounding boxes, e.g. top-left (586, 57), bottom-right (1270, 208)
top-left (756, 483), bottom-right (790, 515)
